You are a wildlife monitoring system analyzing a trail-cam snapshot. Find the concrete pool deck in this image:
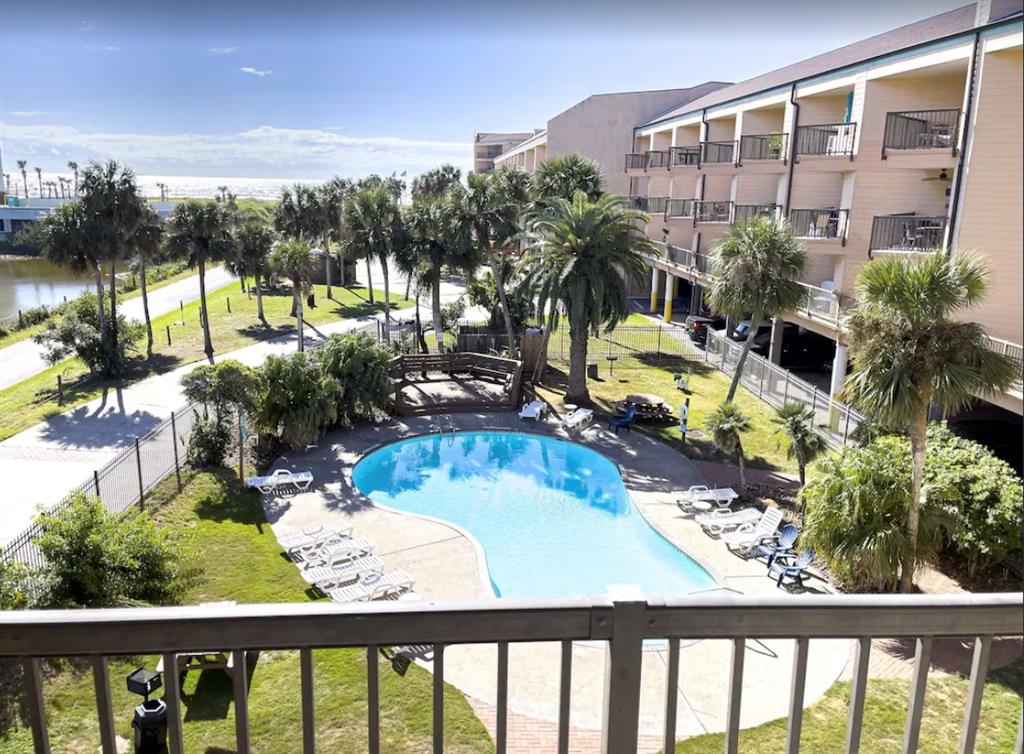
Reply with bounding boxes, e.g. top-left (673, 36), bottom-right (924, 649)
top-left (260, 410), bottom-right (850, 749)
